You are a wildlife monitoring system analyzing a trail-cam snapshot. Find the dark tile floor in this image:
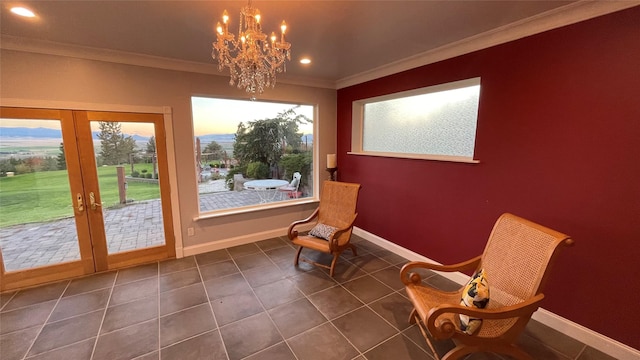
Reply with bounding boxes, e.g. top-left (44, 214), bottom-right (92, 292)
top-left (0, 235), bottom-right (616, 360)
